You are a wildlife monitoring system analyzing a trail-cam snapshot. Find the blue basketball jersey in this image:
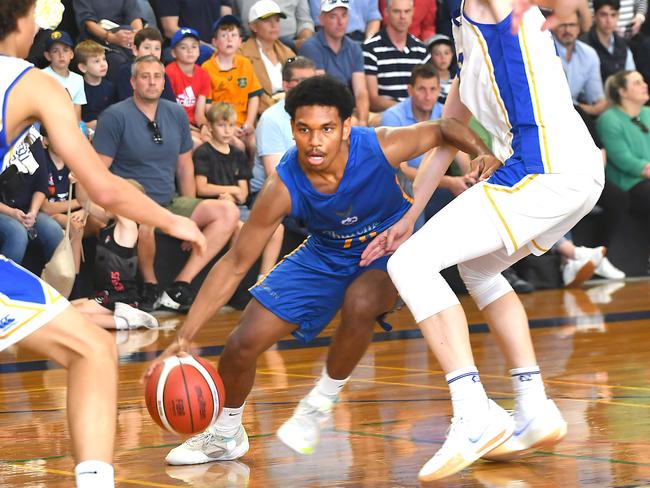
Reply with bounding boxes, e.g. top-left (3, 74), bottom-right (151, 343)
top-left (276, 127), bottom-right (411, 266)
top-left (0, 56), bottom-right (33, 171)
